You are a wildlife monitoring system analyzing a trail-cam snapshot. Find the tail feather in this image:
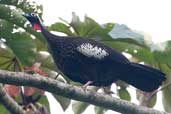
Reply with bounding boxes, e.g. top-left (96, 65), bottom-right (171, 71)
top-left (119, 63), bottom-right (166, 92)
